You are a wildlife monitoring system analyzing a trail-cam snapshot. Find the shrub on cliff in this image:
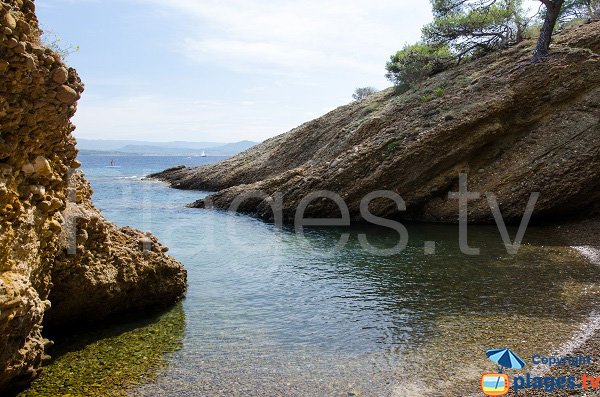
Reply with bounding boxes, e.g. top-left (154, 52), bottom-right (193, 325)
top-left (422, 0), bottom-right (582, 61)
top-left (385, 0), bottom-right (525, 88)
top-left (422, 0), bottom-right (529, 61)
top-left (40, 29), bottom-right (80, 59)
top-left (352, 87), bottom-right (379, 101)
top-left (385, 43), bottom-right (453, 88)
top-left (384, 0), bottom-right (582, 88)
